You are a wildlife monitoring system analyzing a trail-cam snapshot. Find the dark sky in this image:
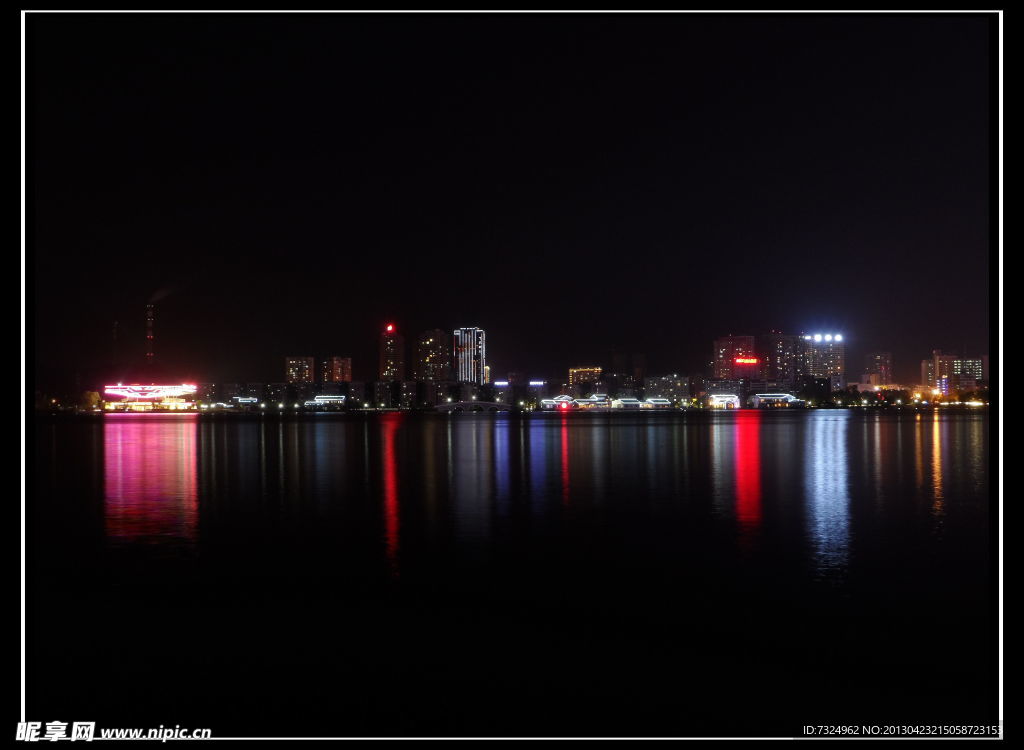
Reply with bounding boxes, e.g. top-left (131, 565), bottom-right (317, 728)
top-left (29, 12), bottom-right (995, 389)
